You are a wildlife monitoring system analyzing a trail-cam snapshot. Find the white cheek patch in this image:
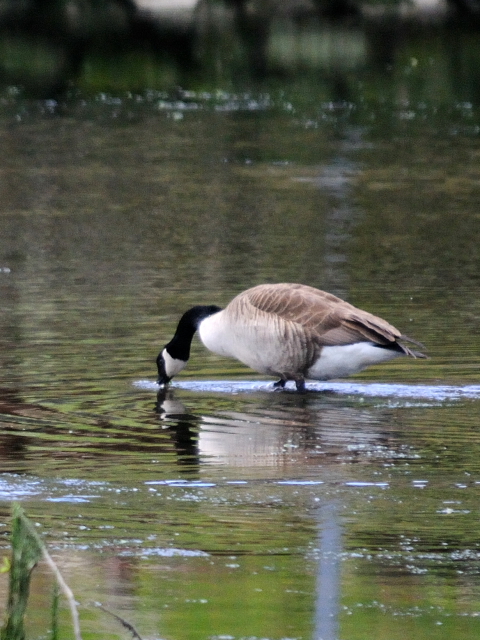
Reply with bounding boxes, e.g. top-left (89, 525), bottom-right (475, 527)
top-left (163, 349), bottom-right (187, 378)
